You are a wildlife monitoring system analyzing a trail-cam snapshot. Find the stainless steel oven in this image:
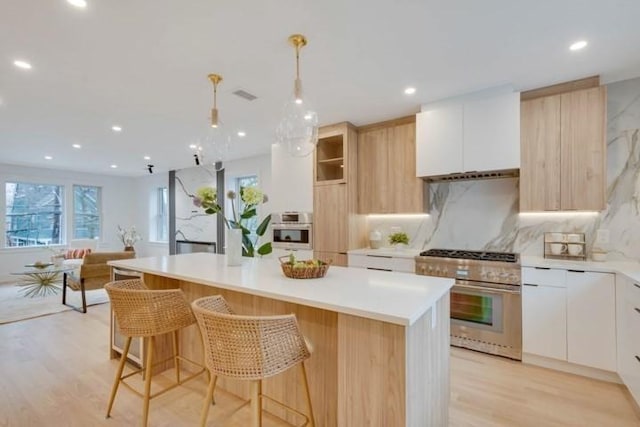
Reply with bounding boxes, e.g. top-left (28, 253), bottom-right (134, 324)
top-left (271, 212), bottom-right (313, 251)
top-left (416, 249), bottom-right (522, 360)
